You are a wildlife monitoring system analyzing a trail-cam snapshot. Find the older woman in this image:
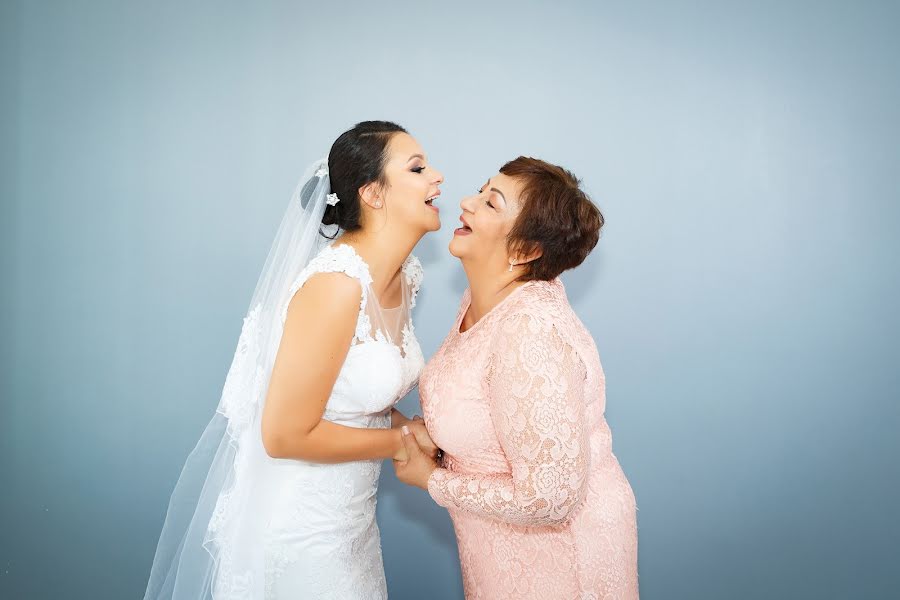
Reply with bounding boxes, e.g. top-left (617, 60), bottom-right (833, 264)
top-left (395, 157), bottom-right (638, 599)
